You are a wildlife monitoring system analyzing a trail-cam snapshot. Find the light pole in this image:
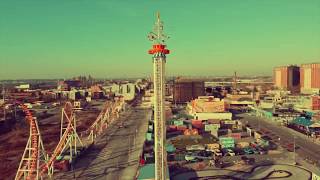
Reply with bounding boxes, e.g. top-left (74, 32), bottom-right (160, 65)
top-left (293, 134), bottom-right (296, 164)
top-left (2, 84), bottom-right (5, 121)
top-left (258, 117), bottom-right (261, 130)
